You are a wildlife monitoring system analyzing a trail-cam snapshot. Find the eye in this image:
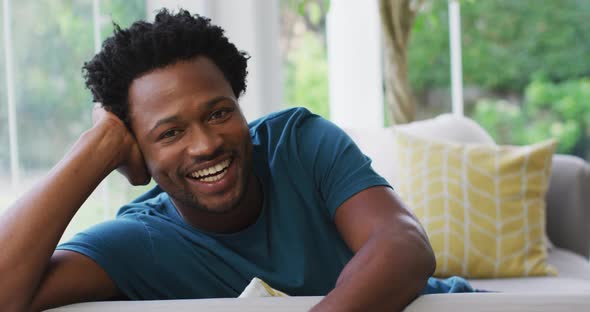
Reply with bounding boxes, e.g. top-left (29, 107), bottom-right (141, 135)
top-left (209, 107), bottom-right (234, 123)
top-left (159, 129), bottom-right (182, 140)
